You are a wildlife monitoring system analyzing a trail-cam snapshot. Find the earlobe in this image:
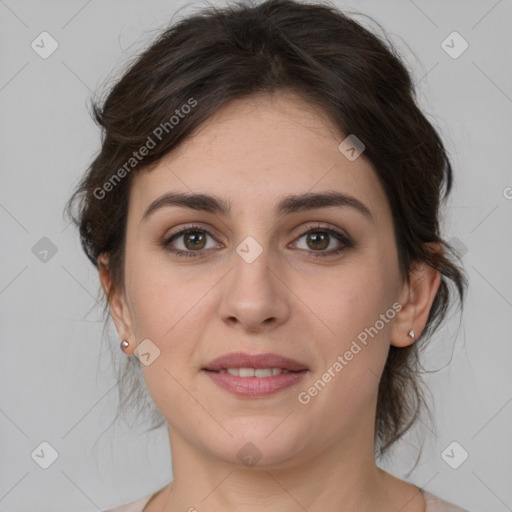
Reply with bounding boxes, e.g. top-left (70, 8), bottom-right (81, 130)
top-left (120, 339), bottom-right (135, 355)
top-left (390, 253), bottom-right (442, 348)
